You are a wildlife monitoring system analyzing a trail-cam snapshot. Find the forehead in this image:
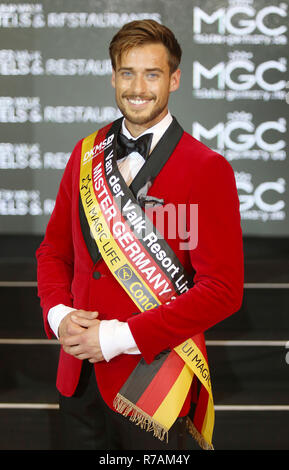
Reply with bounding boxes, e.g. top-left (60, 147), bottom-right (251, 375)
top-left (116, 43), bottom-right (170, 70)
